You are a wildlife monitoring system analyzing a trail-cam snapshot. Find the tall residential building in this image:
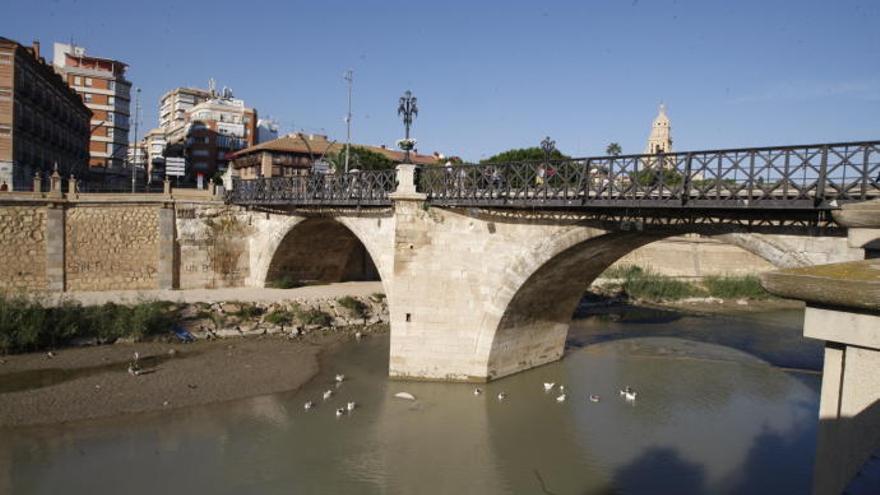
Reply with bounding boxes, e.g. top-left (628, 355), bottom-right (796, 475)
top-left (645, 103), bottom-right (673, 155)
top-left (162, 84), bottom-right (257, 184)
top-left (159, 86), bottom-right (211, 135)
top-left (52, 42), bottom-right (132, 173)
top-left (143, 127), bottom-right (166, 182)
top-left (0, 38), bottom-right (91, 190)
